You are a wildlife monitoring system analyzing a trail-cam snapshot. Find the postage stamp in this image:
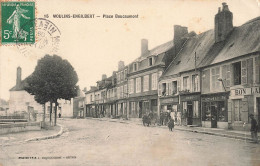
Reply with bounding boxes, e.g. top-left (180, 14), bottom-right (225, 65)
top-left (1, 1), bottom-right (35, 45)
